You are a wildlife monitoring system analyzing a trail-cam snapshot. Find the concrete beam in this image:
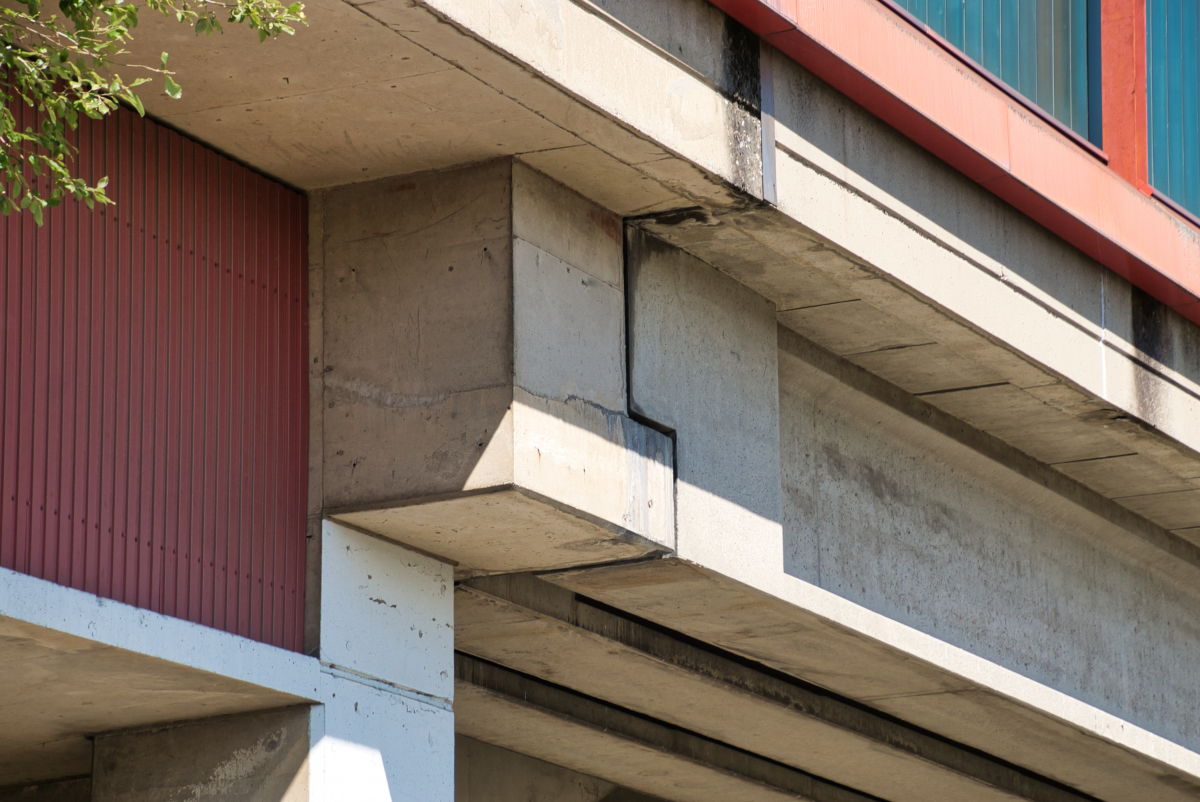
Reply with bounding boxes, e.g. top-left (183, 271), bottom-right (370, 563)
top-left (456, 574), bottom-right (1090, 802)
top-left (319, 162), bottom-right (673, 577)
top-left (456, 736), bottom-right (616, 802)
top-left (454, 653), bottom-right (875, 802)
